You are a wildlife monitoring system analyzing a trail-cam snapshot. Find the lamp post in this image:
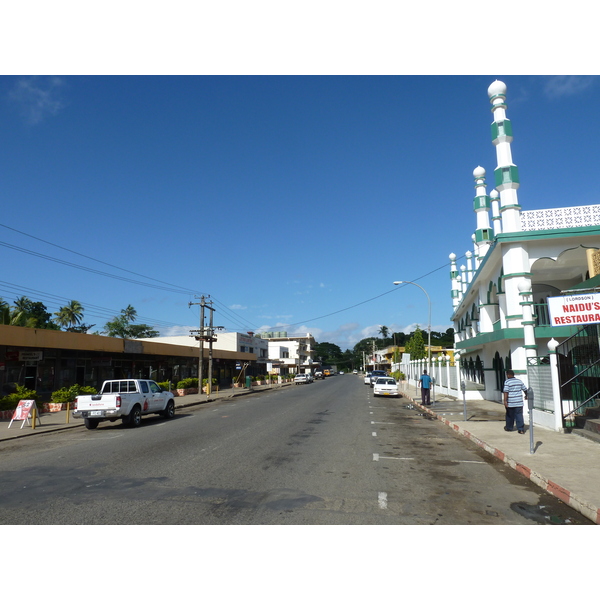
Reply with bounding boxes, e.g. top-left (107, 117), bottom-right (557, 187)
top-left (393, 280), bottom-right (432, 378)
